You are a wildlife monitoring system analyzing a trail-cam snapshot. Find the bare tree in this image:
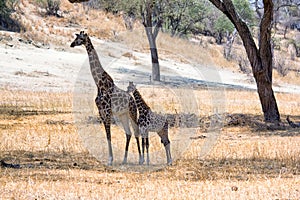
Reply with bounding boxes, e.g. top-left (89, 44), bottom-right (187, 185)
top-left (208, 0), bottom-right (280, 122)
